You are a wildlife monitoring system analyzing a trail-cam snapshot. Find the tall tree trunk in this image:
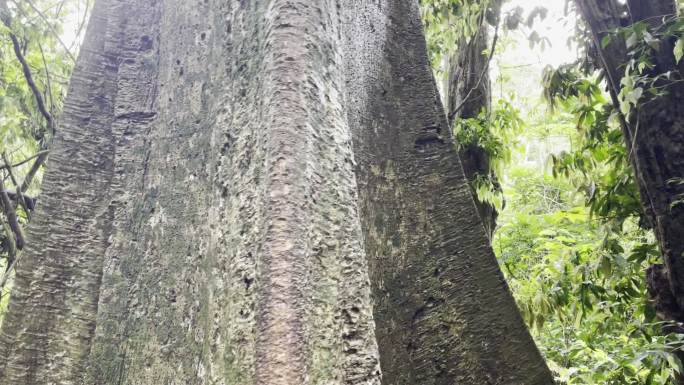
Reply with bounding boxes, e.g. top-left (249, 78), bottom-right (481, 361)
top-left (0, 0), bottom-right (553, 384)
top-left (445, 21), bottom-right (500, 240)
top-left (575, 0), bottom-right (684, 327)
